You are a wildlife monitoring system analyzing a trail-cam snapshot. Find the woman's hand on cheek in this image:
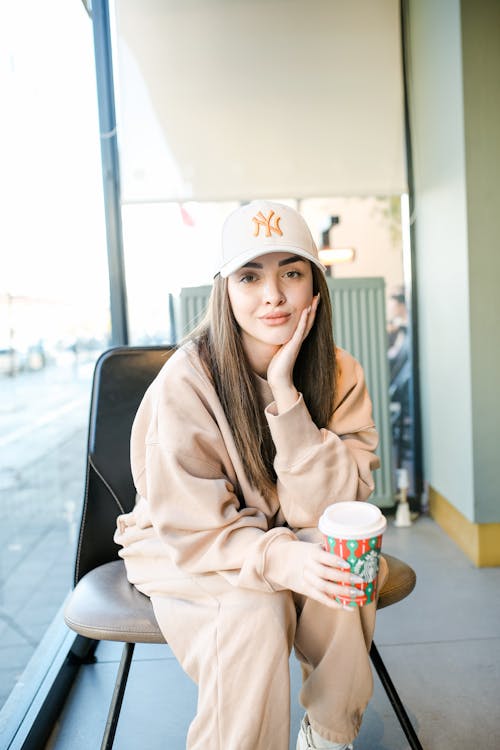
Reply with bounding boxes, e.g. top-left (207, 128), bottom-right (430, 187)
top-left (267, 294), bottom-right (320, 408)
